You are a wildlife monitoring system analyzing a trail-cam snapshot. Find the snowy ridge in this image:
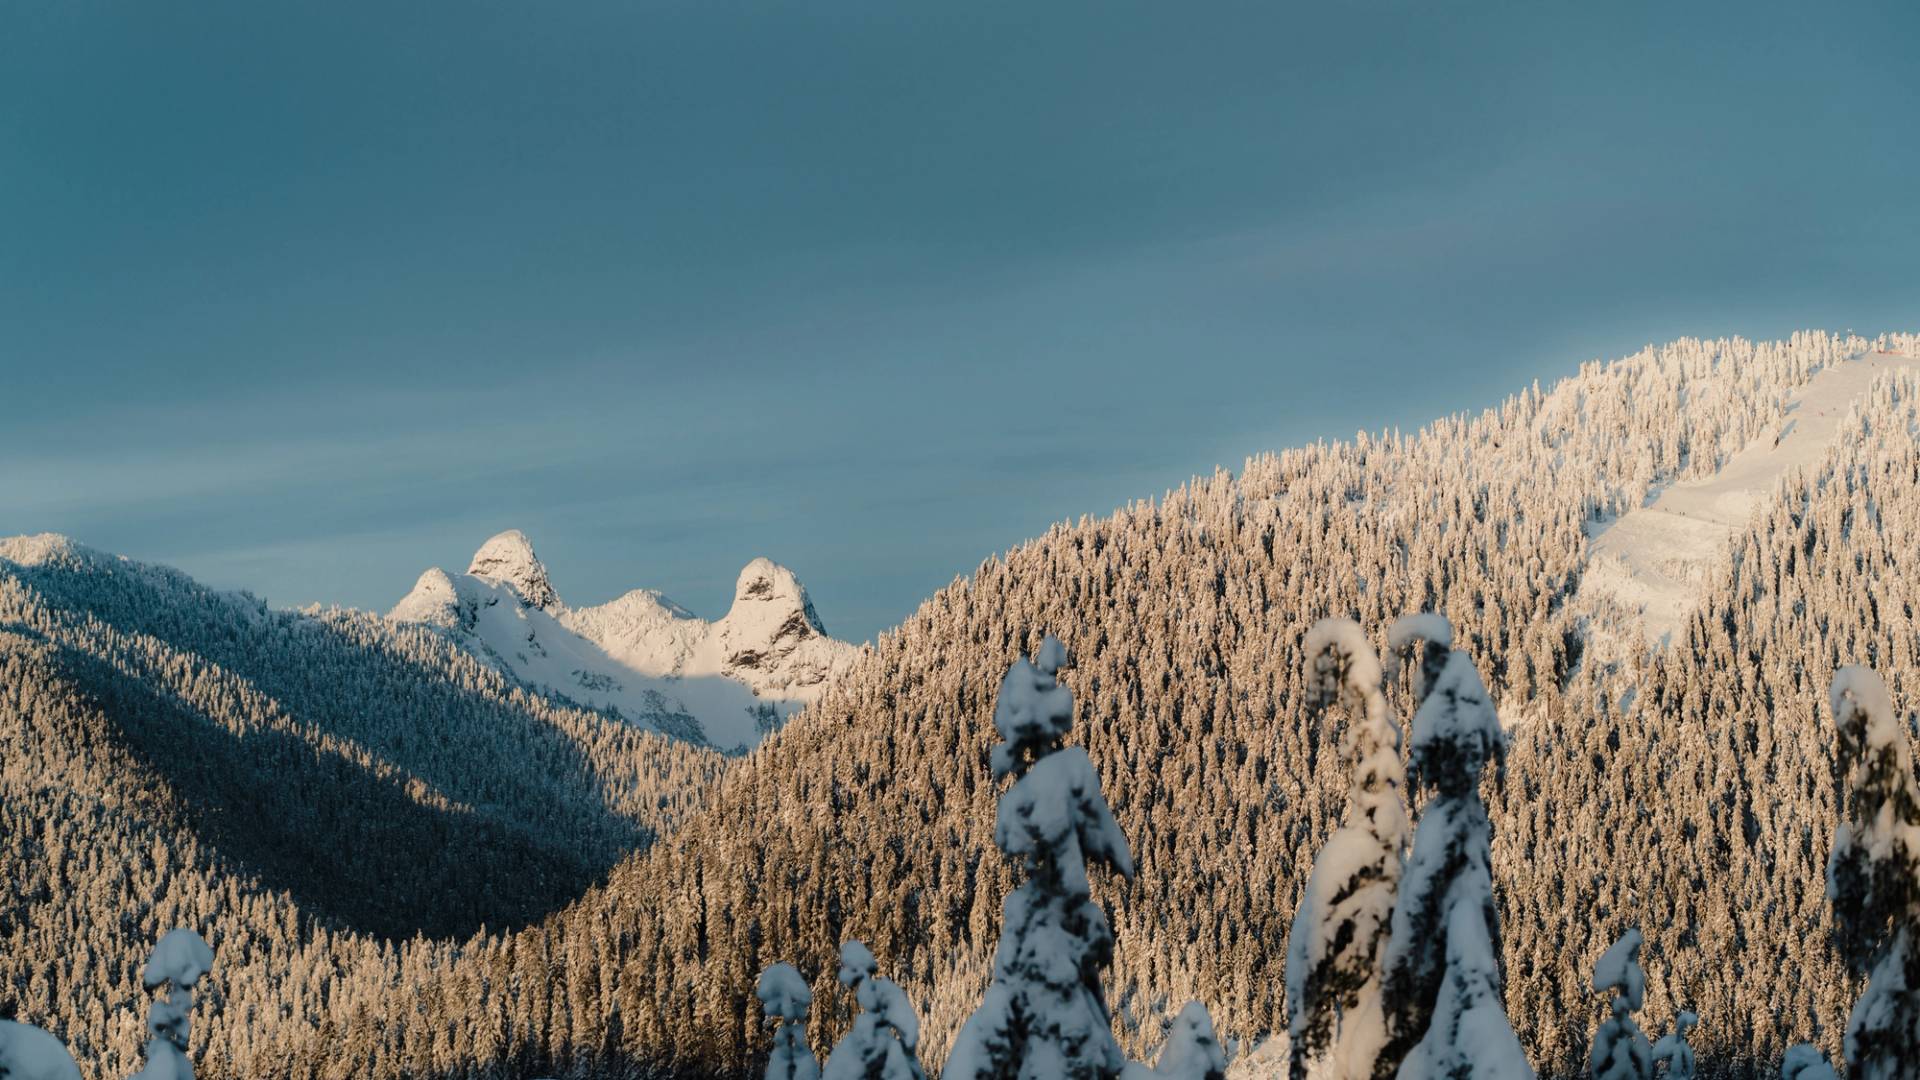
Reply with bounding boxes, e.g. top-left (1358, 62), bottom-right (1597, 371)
top-left (390, 531), bottom-right (859, 750)
top-left (1576, 346), bottom-right (1920, 648)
